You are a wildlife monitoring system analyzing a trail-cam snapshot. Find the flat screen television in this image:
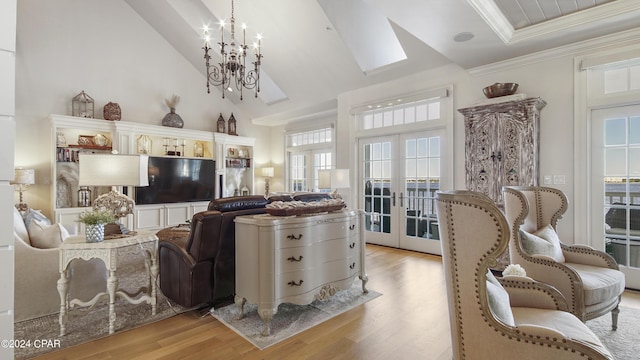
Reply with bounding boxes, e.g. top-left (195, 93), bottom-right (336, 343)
top-left (135, 156), bottom-right (216, 205)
